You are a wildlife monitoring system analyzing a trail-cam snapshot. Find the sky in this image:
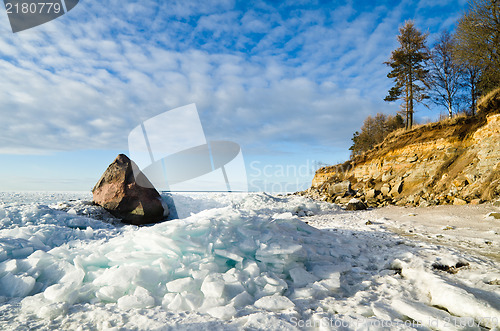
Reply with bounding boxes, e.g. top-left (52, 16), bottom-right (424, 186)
top-left (0, 0), bottom-right (469, 192)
